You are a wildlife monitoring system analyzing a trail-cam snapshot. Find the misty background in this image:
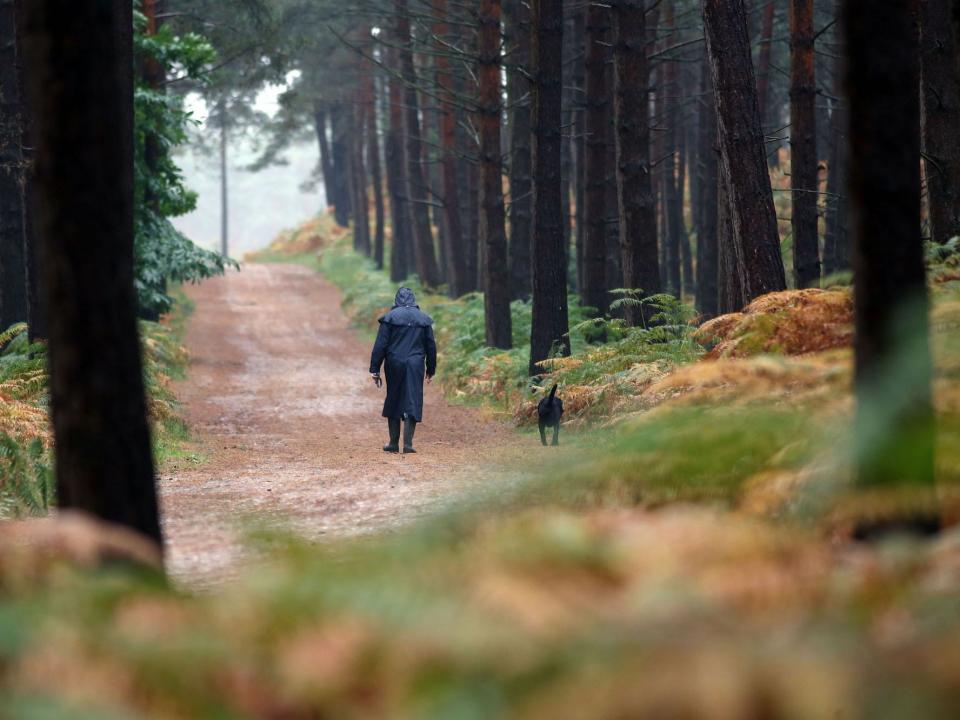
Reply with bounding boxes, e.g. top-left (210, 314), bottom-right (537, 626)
top-left (172, 82), bottom-right (326, 259)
